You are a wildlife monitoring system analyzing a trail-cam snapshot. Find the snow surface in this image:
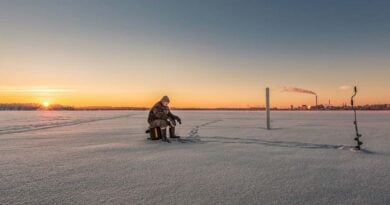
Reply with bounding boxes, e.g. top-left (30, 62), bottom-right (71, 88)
top-left (0, 111), bottom-right (389, 204)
